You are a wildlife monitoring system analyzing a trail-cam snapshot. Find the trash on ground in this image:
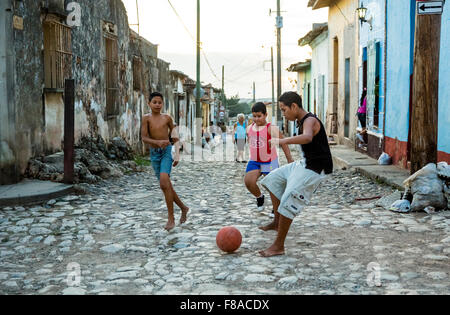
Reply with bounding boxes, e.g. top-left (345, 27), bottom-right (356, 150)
top-left (378, 152), bottom-right (392, 165)
top-left (424, 206), bottom-right (436, 214)
top-left (403, 163), bottom-right (447, 212)
top-left (389, 199), bottom-right (411, 213)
